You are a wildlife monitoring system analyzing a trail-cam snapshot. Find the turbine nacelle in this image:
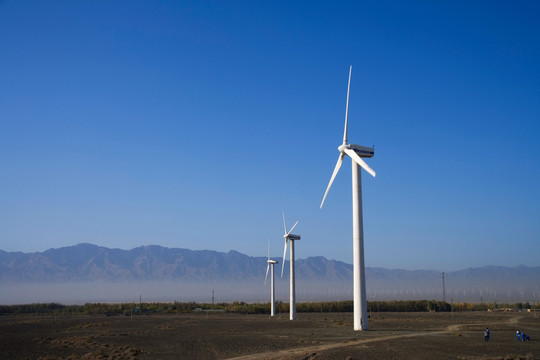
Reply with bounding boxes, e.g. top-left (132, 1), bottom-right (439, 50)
top-left (267, 259), bottom-right (278, 265)
top-left (338, 144), bottom-right (374, 158)
top-left (284, 233), bottom-right (301, 241)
